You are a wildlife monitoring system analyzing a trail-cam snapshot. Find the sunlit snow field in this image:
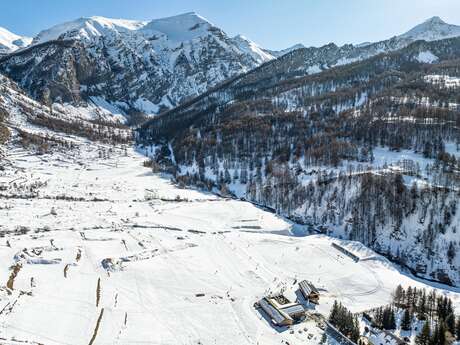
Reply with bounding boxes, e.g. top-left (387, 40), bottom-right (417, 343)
top-left (0, 143), bottom-right (459, 345)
